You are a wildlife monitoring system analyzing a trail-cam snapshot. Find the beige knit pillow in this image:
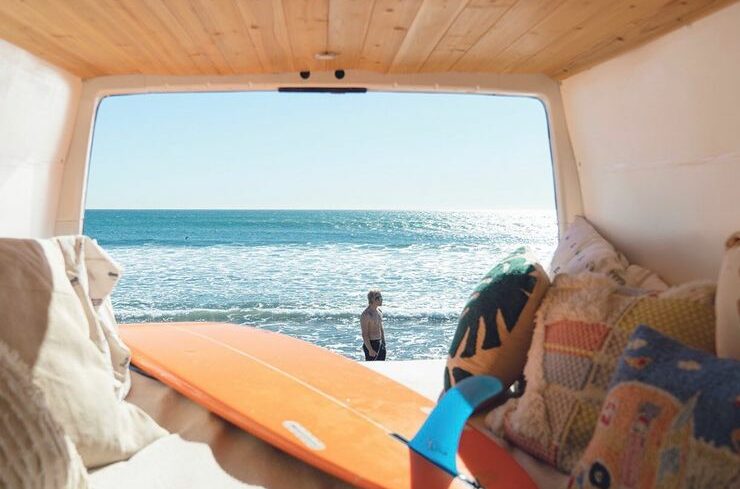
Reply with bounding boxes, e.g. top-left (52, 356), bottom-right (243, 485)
top-left (0, 238), bottom-right (167, 468)
top-left (0, 340), bottom-right (87, 489)
top-left (487, 273), bottom-right (715, 473)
